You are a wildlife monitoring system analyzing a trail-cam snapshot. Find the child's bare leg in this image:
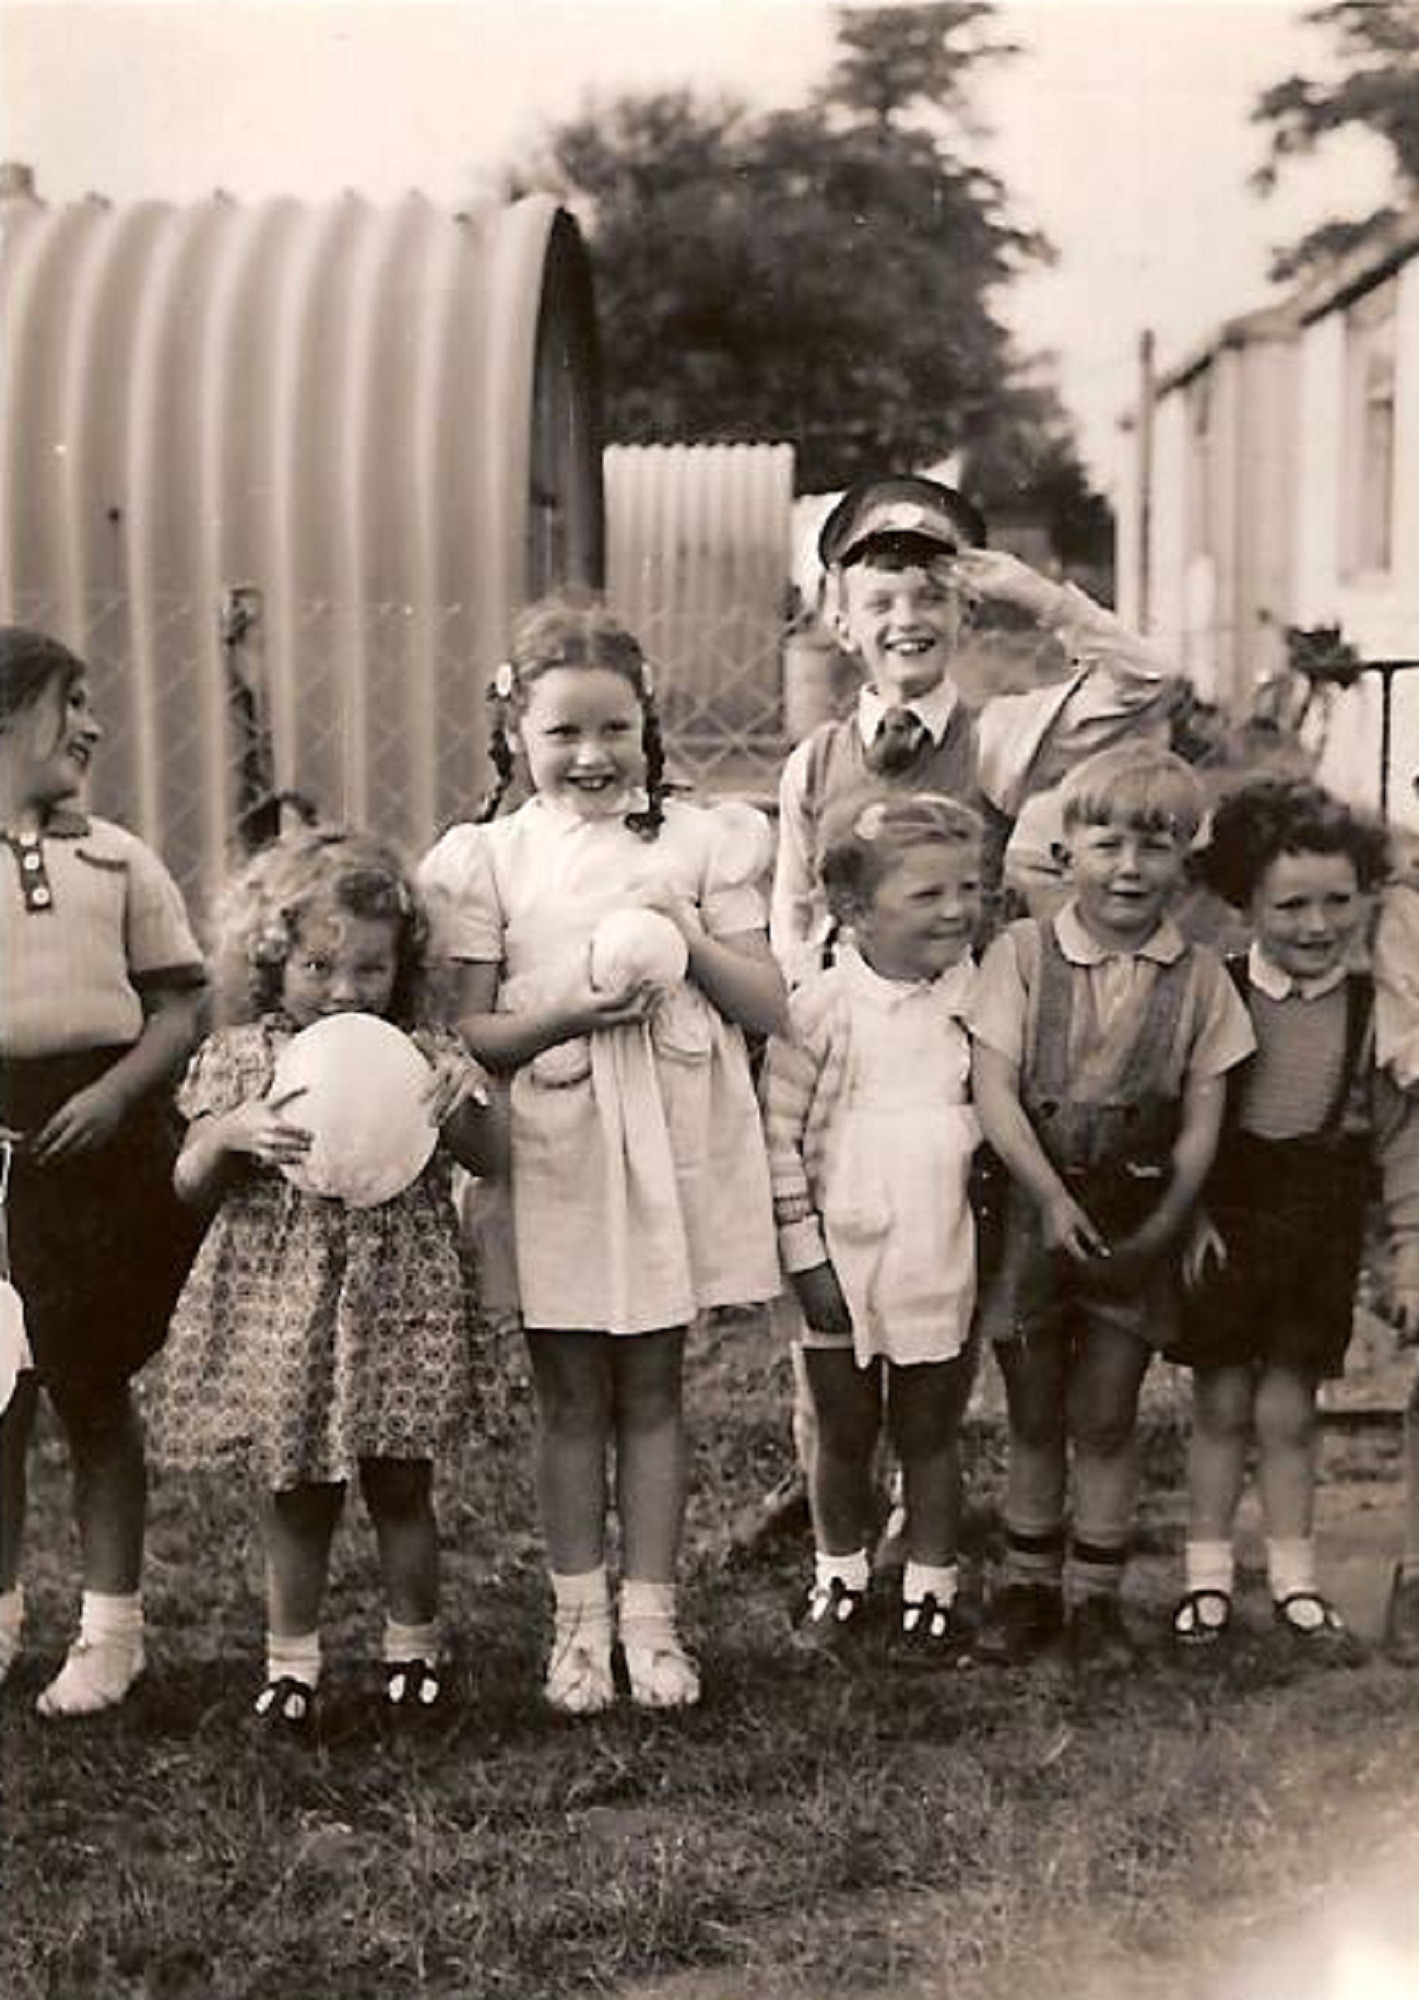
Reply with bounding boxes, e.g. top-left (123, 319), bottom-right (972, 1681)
top-left (612, 1327), bottom-right (699, 1706)
top-left (1254, 1363), bottom-right (1326, 1613)
top-left (1178, 1365), bottom-right (1254, 1635)
top-left (257, 1481), bottom-right (342, 1719)
top-left (888, 1351), bottom-right (975, 1570)
top-left (524, 1331), bottom-right (615, 1712)
top-left (803, 1347), bottom-right (881, 1560)
top-left (525, 1331), bottom-right (612, 1574)
top-left (35, 1383), bottom-right (153, 1715)
top-left (1254, 1364), bottom-right (1319, 1543)
top-left (361, 1457), bottom-right (437, 1625)
top-left (1187, 1366), bottom-right (1254, 1541)
top-left (362, 1457), bottom-right (442, 1704)
top-left (790, 1339), bottom-right (818, 1485)
top-left (61, 1383), bottom-right (146, 1595)
top-left (613, 1327), bottom-right (687, 1584)
top-left (790, 1346), bottom-right (881, 1654)
top-left (264, 1481), bottom-right (344, 1635)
